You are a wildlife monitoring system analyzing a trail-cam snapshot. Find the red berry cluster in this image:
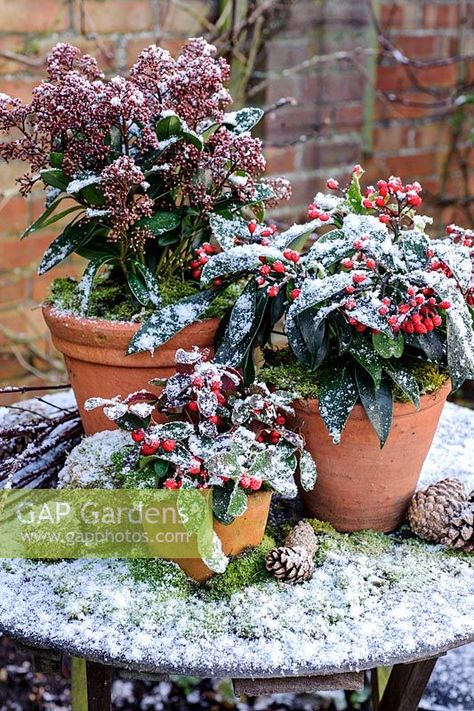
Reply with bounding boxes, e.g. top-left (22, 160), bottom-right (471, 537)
top-left (307, 203), bottom-right (331, 221)
top-left (242, 220), bottom-right (277, 247)
top-left (188, 242), bottom-right (219, 281)
top-left (256, 250), bottom-right (302, 299)
top-left (132, 428), bottom-right (177, 456)
top-left (362, 176), bottom-right (423, 224)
